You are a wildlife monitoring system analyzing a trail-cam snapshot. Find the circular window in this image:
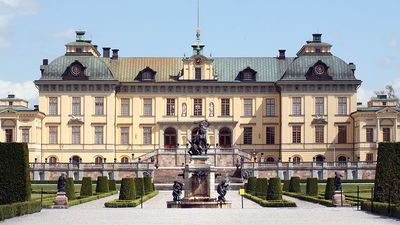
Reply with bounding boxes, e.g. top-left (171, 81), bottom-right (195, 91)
top-left (314, 65), bottom-right (325, 75)
top-left (71, 65), bottom-right (81, 76)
